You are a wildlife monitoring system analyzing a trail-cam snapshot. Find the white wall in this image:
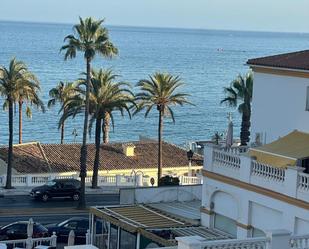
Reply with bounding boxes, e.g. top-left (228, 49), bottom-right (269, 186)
top-left (120, 185), bottom-right (202, 204)
top-left (251, 72), bottom-right (309, 143)
top-left (201, 177), bottom-right (309, 236)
